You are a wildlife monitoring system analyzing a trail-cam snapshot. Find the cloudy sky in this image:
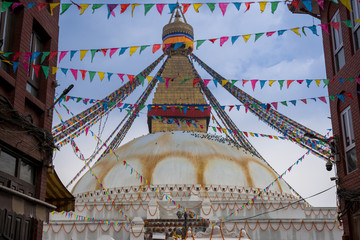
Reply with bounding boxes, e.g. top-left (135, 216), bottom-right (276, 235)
top-left (53, 0), bottom-right (337, 207)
